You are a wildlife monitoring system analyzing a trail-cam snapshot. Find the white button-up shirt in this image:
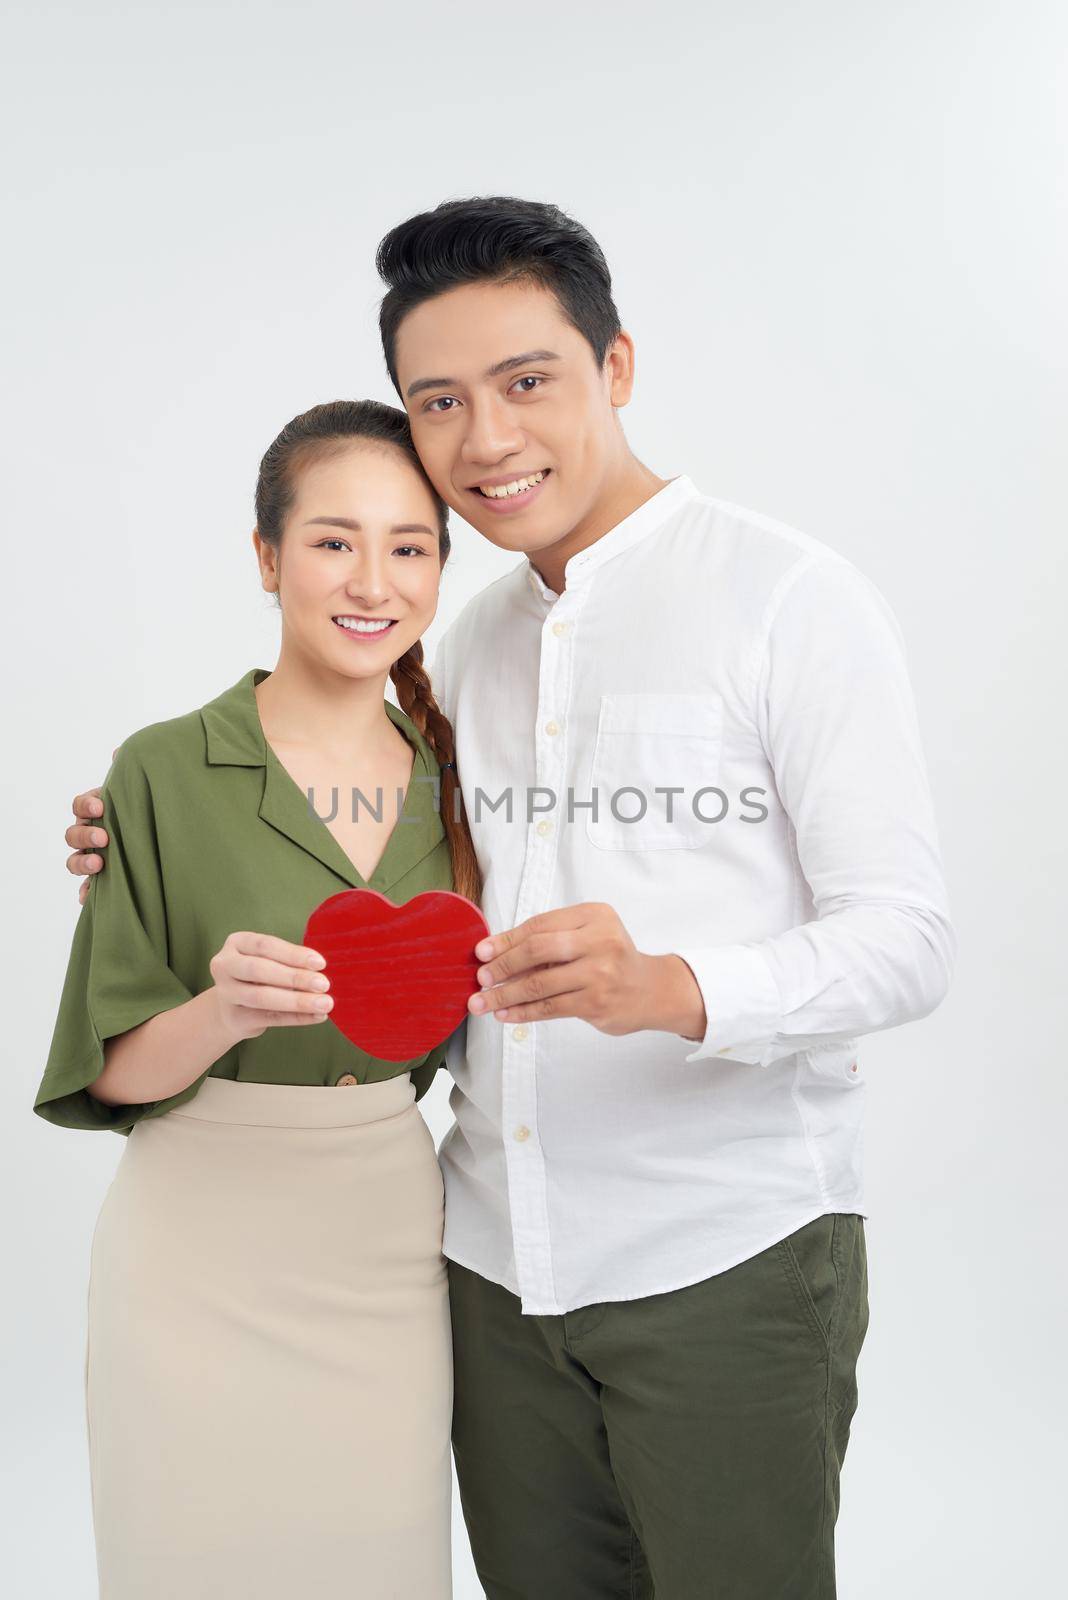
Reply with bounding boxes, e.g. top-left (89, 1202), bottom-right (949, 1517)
top-left (433, 475), bottom-right (954, 1314)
